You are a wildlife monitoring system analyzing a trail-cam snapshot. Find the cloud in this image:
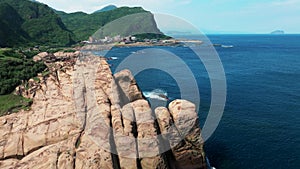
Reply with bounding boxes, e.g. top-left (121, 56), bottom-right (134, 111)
top-left (178, 0), bottom-right (192, 5)
top-left (271, 0), bottom-right (300, 6)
